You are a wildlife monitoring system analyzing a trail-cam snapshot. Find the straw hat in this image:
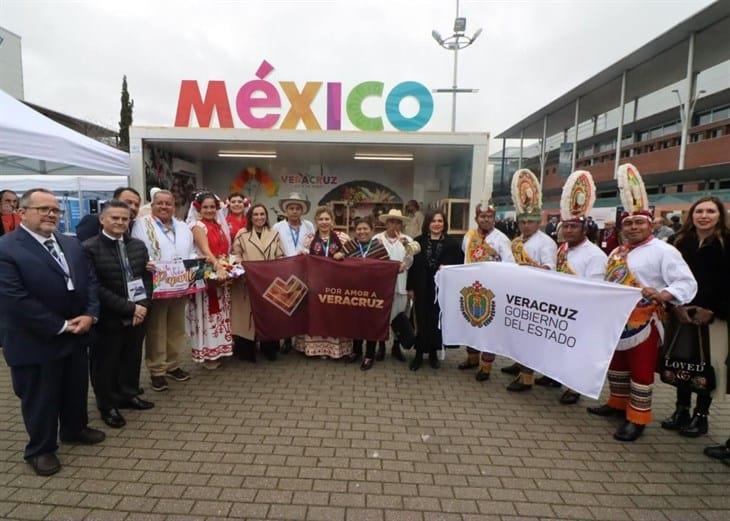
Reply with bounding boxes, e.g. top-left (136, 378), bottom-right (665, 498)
top-left (279, 192), bottom-right (311, 213)
top-left (378, 208), bottom-right (411, 224)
